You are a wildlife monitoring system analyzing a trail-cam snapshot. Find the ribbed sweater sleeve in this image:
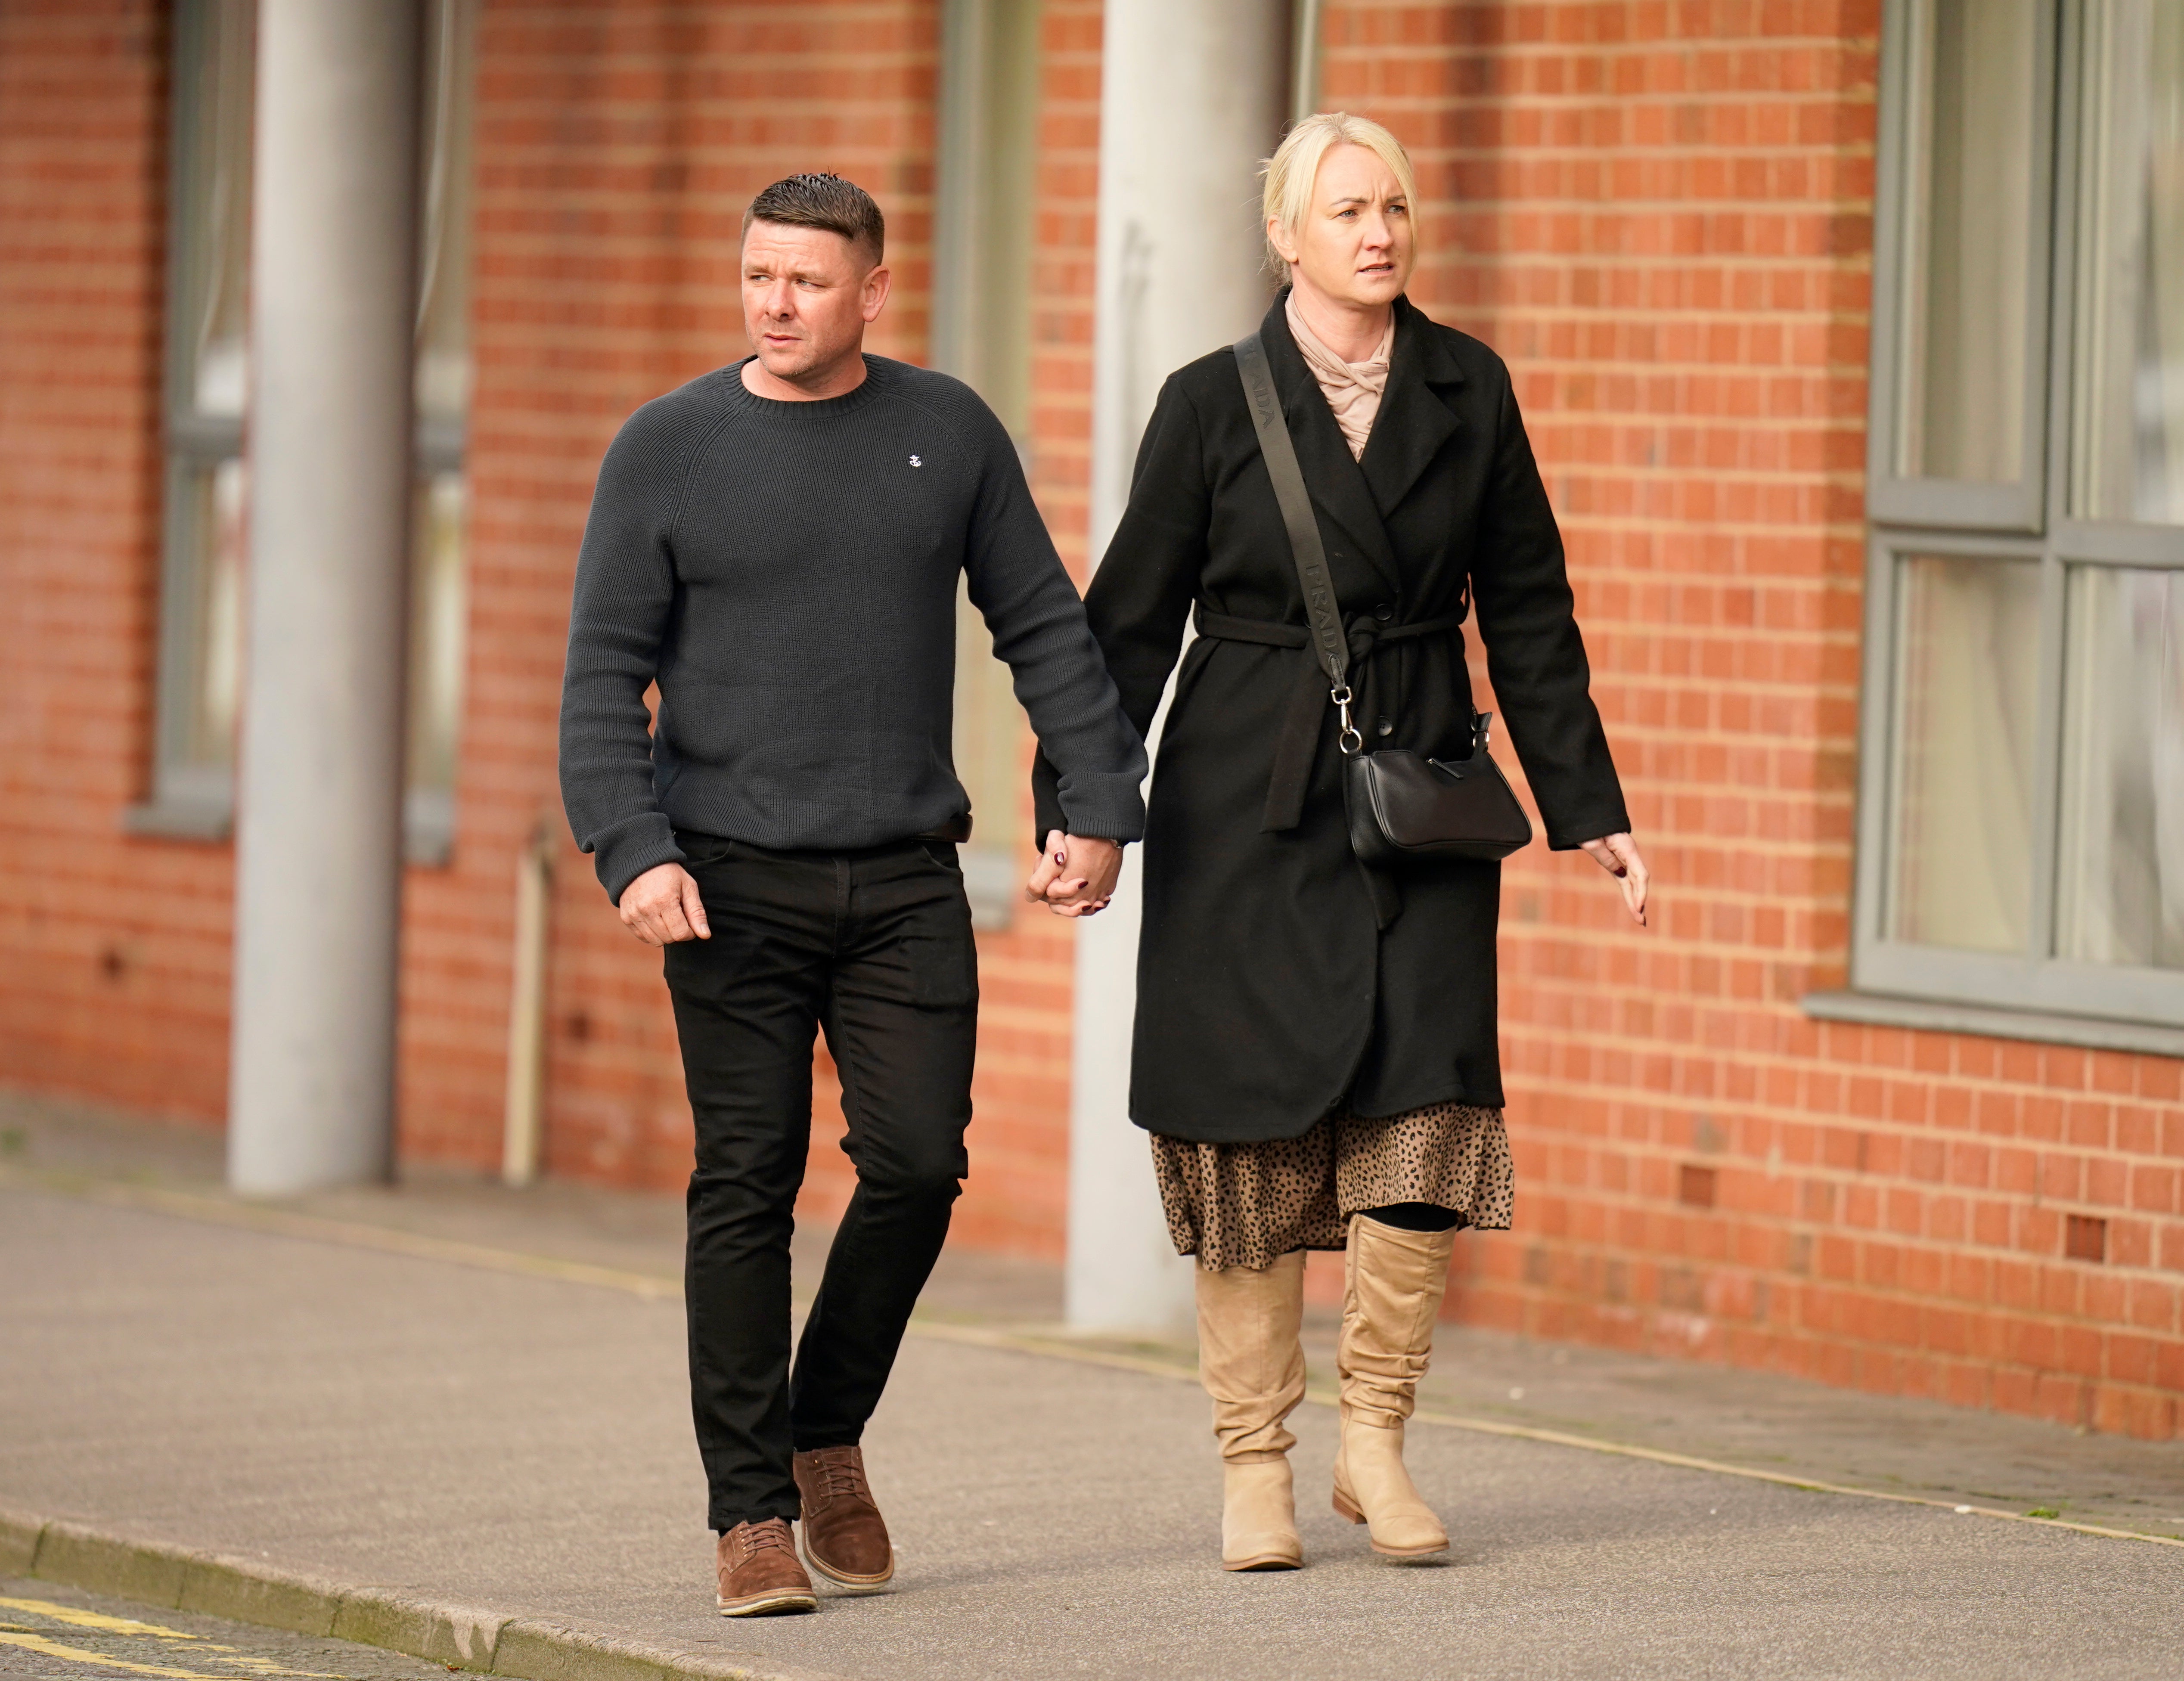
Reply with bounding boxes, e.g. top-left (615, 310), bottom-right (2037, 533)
top-left (558, 394), bottom-right (711, 903)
